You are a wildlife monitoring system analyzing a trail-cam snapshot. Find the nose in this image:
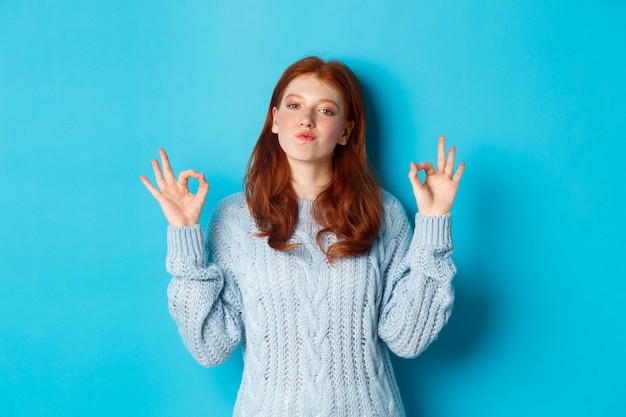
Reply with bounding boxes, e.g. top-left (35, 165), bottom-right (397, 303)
top-left (299, 108), bottom-right (315, 128)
